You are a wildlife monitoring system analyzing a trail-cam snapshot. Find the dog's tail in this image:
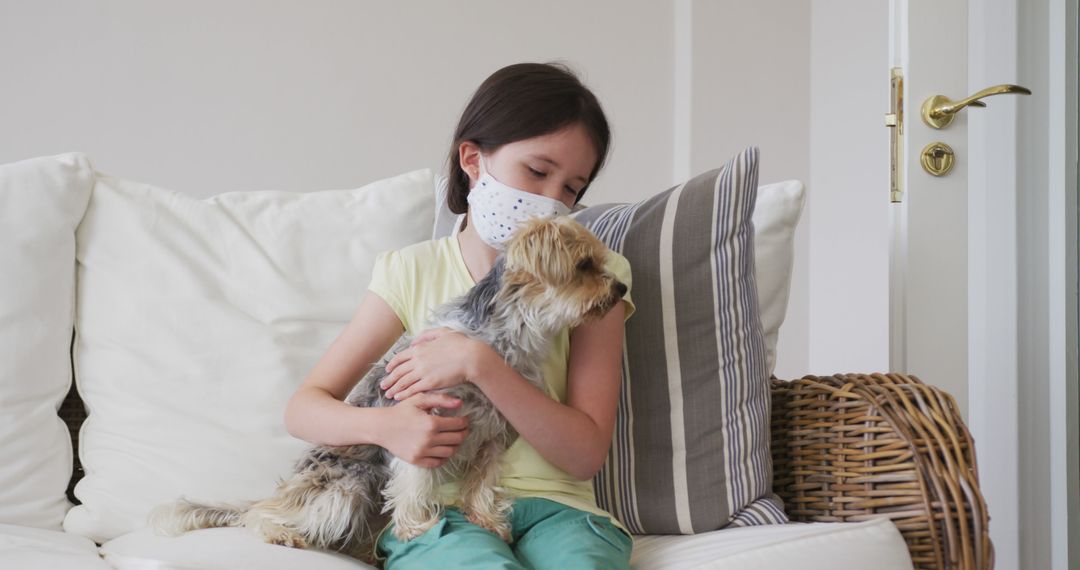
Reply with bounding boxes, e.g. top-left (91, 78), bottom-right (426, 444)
top-left (147, 497), bottom-right (251, 536)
